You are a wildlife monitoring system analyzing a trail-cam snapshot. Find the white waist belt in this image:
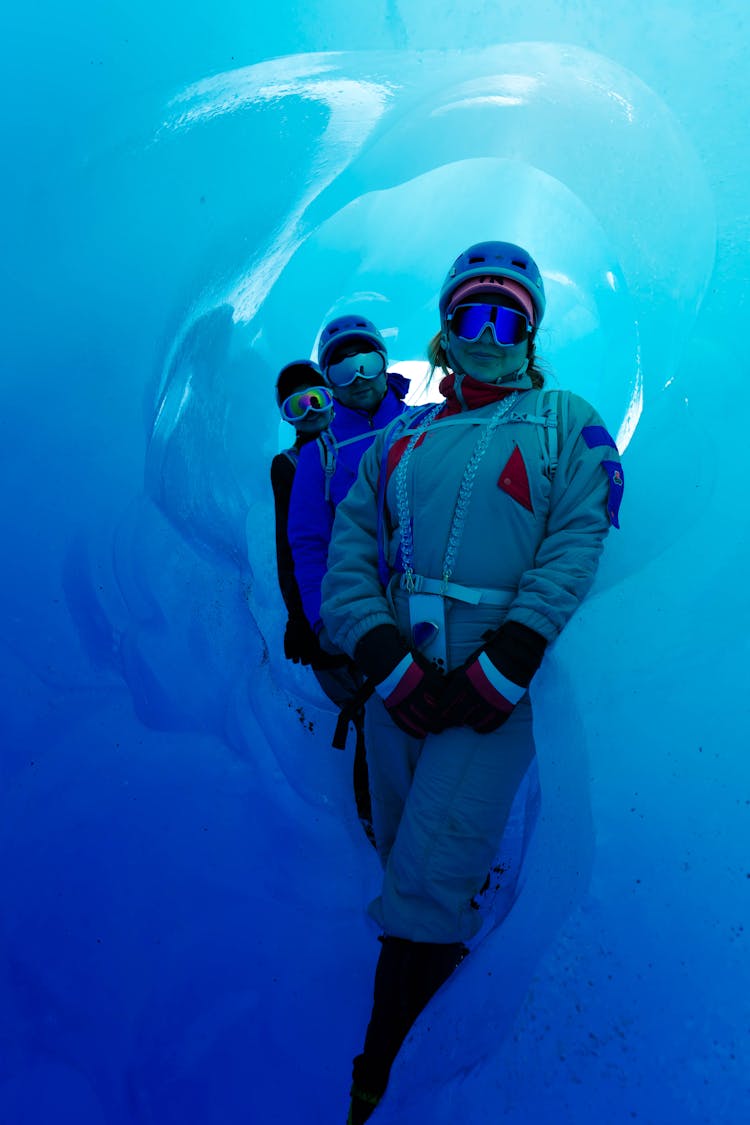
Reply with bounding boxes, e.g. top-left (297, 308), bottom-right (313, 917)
top-left (400, 573), bottom-right (515, 607)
